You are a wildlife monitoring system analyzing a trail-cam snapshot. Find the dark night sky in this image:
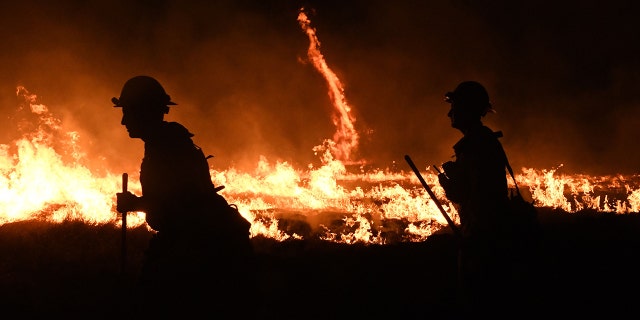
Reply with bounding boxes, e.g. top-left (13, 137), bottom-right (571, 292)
top-left (0, 0), bottom-right (638, 176)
